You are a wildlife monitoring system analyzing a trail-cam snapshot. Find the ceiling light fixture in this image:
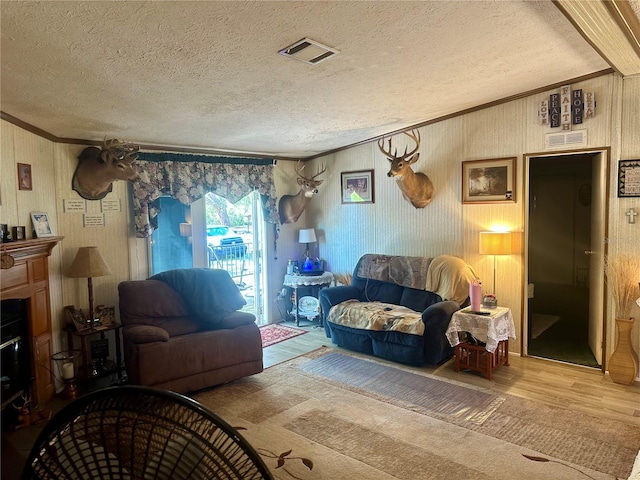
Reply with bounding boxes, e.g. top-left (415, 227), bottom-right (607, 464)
top-left (278, 37), bottom-right (339, 65)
